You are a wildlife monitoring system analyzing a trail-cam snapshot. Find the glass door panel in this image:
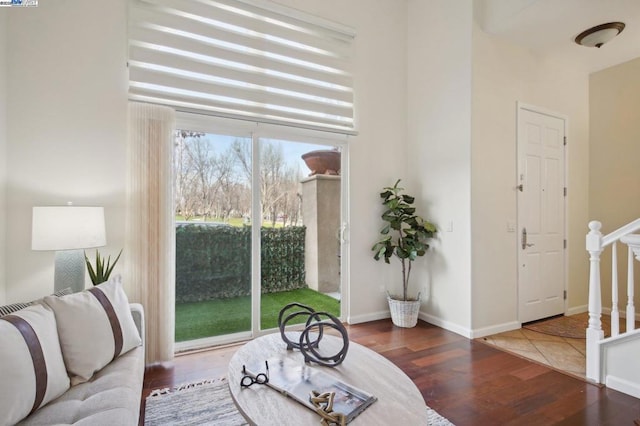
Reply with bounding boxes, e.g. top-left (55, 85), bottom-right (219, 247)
top-left (174, 130), bottom-right (252, 344)
top-left (258, 138), bottom-right (341, 331)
